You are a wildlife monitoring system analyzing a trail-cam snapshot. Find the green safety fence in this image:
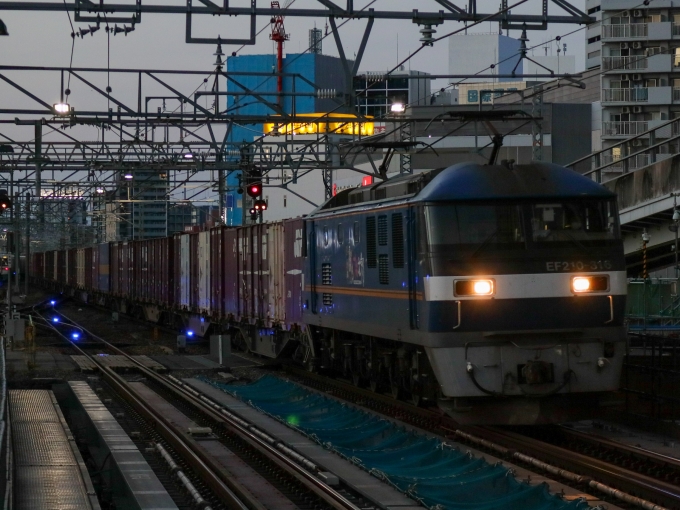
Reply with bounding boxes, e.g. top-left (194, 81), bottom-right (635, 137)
top-left (199, 375), bottom-right (588, 510)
